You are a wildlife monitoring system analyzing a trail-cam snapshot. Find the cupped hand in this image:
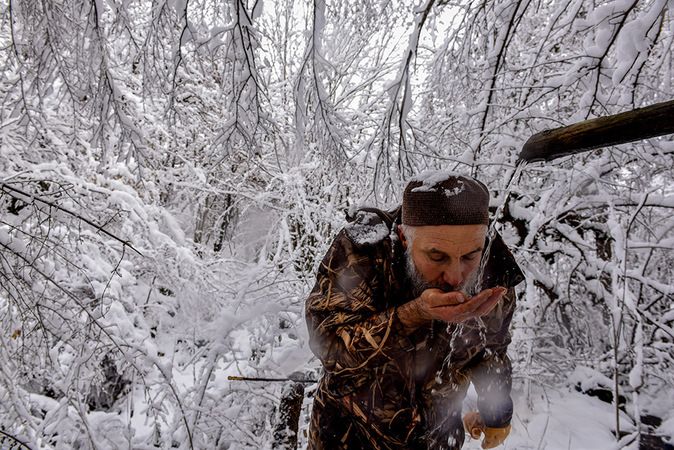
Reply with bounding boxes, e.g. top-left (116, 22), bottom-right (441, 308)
top-left (396, 286), bottom-right (507, 330)
top-left (419, 286), bottom-right (507, 324)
